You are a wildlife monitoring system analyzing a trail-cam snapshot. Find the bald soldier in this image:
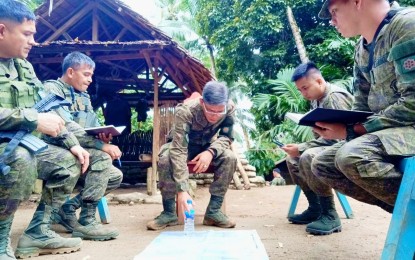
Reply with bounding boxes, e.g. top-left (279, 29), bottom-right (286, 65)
top-left (147, 81), bottom-right (237, 230)
top-left (310, 0), bottom-right (415, 220)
